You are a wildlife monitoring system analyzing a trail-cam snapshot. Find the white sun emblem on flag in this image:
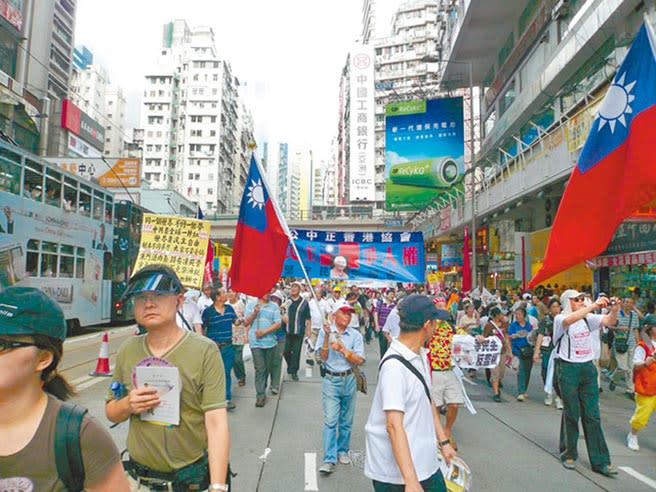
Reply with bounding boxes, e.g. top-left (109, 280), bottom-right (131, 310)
top-left (246, 179), bottom-right (266, 210)
top-left (597, 72), bottom-right (636, 133)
